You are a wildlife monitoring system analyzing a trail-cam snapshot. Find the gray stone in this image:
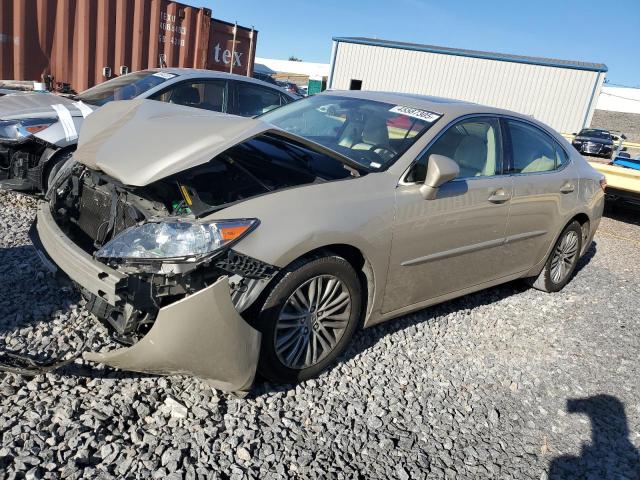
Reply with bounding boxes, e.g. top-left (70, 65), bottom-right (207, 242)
top-left (0, 190), bottom-right (638, 480)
